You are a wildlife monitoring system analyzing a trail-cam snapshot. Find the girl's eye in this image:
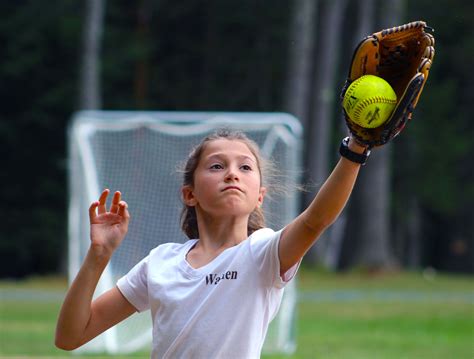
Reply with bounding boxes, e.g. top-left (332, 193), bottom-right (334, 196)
top-left (210, 164), bottom-right (223, 170)
top-left (241, 164), bottom-right (252, 171)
